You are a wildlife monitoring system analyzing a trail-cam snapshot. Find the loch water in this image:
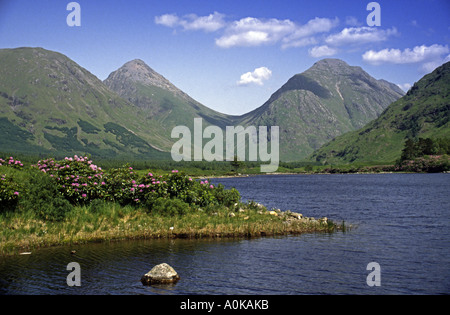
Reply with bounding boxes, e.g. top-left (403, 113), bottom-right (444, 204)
top-left (0, 173), bottom-right (449, 295)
